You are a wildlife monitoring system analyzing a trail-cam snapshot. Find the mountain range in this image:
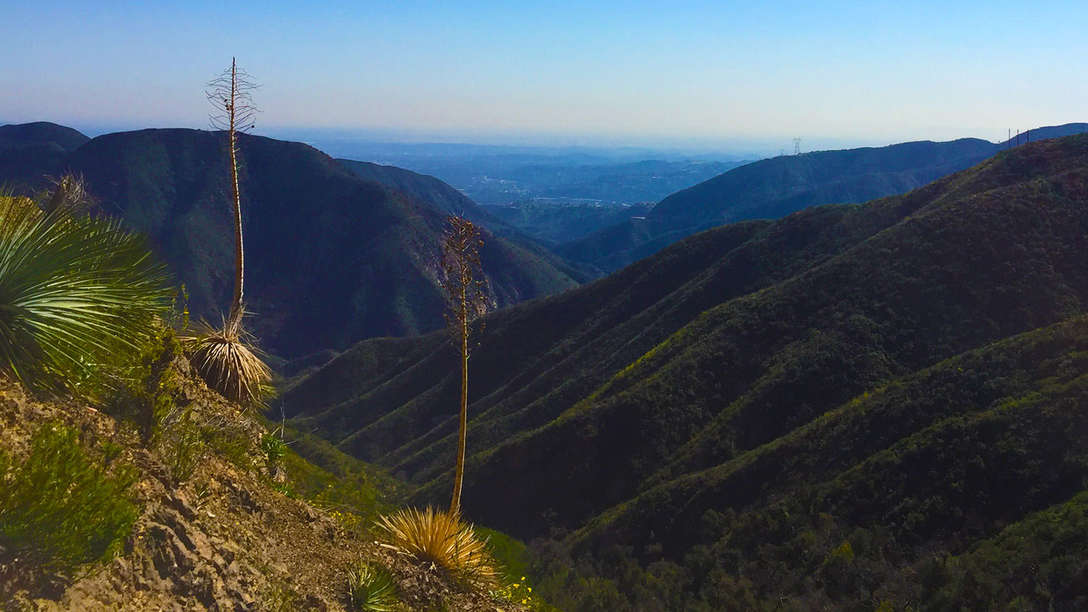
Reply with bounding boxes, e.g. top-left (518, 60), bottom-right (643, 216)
top-left (560, 123), bottom-right (1088, 274)
top-left (5, 119), bottom-right (1088, 607)
top-left (280, 134), bottom-right (1088, 608)
top-left (0, 123), bottom-right (580, 359)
